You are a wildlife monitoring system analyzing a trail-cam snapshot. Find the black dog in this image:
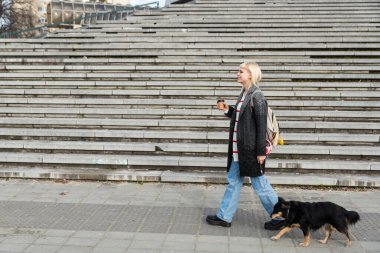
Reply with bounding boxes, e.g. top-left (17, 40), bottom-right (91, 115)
top-left (270, 197), bottom-right (360, 247)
